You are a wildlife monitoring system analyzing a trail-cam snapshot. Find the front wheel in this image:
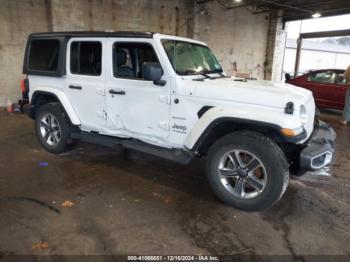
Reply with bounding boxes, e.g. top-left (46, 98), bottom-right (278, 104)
top-left (206, 131), bottom-right (289, 212)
